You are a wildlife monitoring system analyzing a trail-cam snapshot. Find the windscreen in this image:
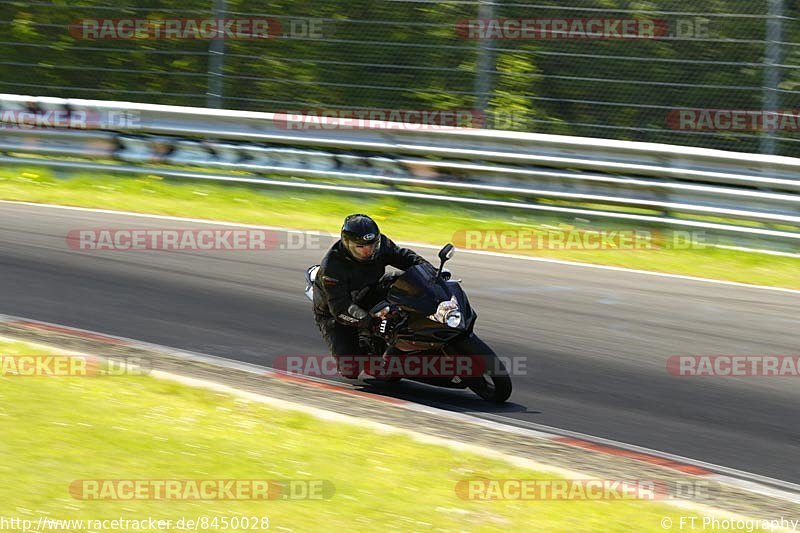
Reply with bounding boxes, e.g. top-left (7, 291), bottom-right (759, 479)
top-left (387, 263), bottom-right (451, 316)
